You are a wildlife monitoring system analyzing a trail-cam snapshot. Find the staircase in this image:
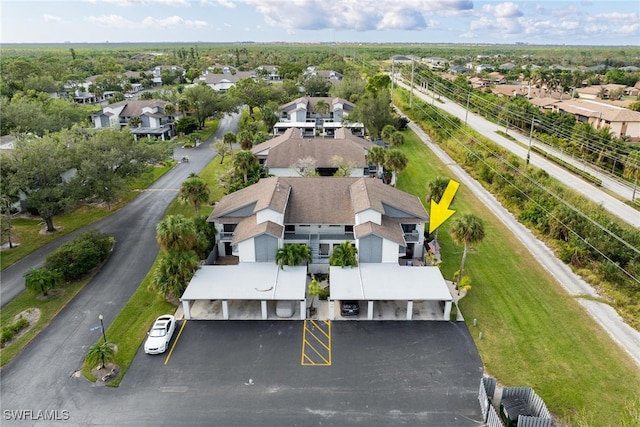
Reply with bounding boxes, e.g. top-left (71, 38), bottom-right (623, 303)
top-left (309, 234), bottom-right (320, 261)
